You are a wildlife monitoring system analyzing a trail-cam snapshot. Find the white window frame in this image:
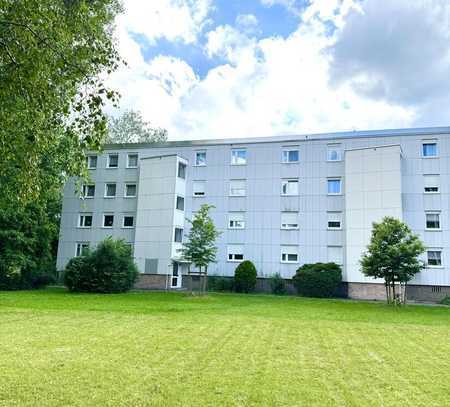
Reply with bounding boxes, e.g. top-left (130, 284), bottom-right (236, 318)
top-left (193, 180), bottom-right (206, 197)
top-left (280, 246), bottom-right (299, 264)
top-left (227, 245), bottom-right (244, 262)
top-left (422, 140), bottom-right (438, 158)
top-left (78, 213), bottom-right (93, 228)
top-left (281, 179), bottom-right (299, 196)
top-left (327, 144), bottom-right (342, 162)
top-left (195, 150), bottom-right (207, 166)
top-left (75, 242), bottom-right (90, 257)
top-left (107, 153), bottom-right (119, 168)
top-left (228, 212), bottom-right (245, 229)
top-left (126, 153), bottom-right (138, 168)
top-left (174, 227), bottom-right (183, 243)
top-left (122, 215), bottom-right (135, 228)
top-left (81, 184), bottom-right (95, 199)
top-left (176, 195), bottom-right (185, 211)
top-left (229, 179), bottom-right (246, 197)
top-left (427, 249), bottom-right (443, 268)
top-left (231, 148), bottom-right (247, 165)
top-left (327, 246), bottom-right (343, 265)
top-left (281, 147), bottom-right (299, 163)
top-left (327, 212), bottom-right (342, 230)
top-left (178, 161), bottom-right (187, 179)
top-left (424, 174), bottom-right (440, 194)
top-left (102, 213), bottom-right (114, 228)
top-left (124, 183), bottom-right (137, 198)
top-left (281, 212), bottom-right (299, 230)
top-left (86, 155), bottom-right (97, 169)
top-left (327, 178), bottom-right (342, 195)
top-left (425, 212), bottom-right (441, 230)
top-left (104, 183), bottom-right (117, 198)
